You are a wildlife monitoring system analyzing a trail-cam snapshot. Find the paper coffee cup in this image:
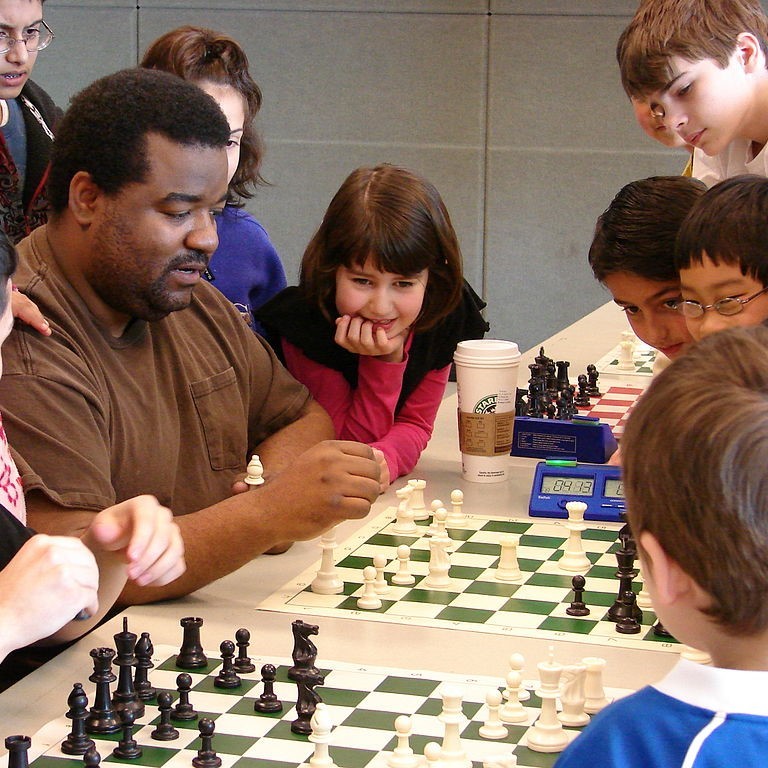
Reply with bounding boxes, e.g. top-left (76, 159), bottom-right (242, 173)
top-left (454, 339), bottom-right (521, 482)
